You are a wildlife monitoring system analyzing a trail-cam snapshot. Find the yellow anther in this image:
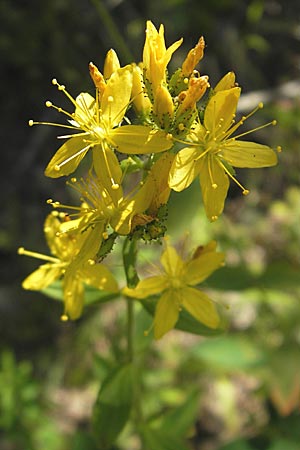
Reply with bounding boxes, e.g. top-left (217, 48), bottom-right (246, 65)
top-left (18, 247), bottom-right (25, 255)
top-left (52, 78), bottom-right (58, 85)
top-left (108, 95), bottom-right (114, 102)
top-left (60, 314), bottom-right (69, 322)
top-left (183, 77), bottom-right (189, 84)
top-left (272, 120), bottom-right (277, 126)
top-left (178, 123), bottom-right (185, 131)
top-left (242, 189), bottom-right (250, 196)
top-left (70, 177), bottom-right (77, 183)
top-left (211, 215), bottom-right (218, 221)
top-left (112, 183), bottom-right (119, 190)
top-left (167, 133), bottom-right (173, 140)
top-left (277, 146), bottom-right (282, 153)
top-left (212, 183), bottom-right (218, 189)
top-left (88, 259), bottom-right (95, 265)
top-left (102, 231), bottom-right (109, 240)
top-left (258, 102), bottom-right (264, 109)
top-left (28, 120), bottom-right (34, 126)
top-left (54, 165), bottom-right (61, 171)
top-left (45, 101), bottom-right (52, 107)
top-left (46, 198), bottom-right (53, 204)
